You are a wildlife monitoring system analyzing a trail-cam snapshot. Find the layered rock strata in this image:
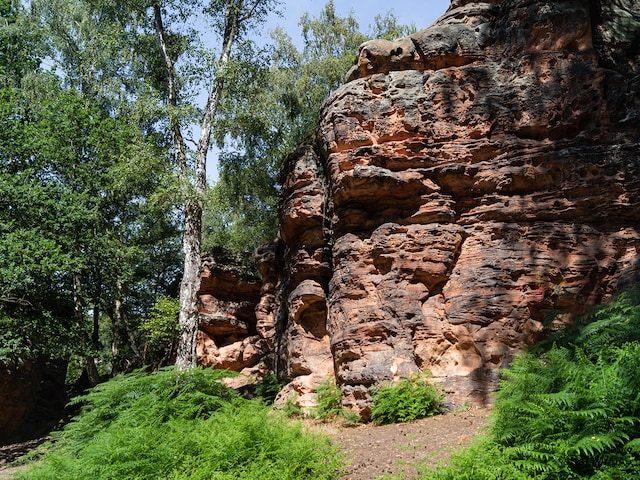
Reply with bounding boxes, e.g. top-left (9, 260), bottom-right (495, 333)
top-left (196, 254), bottom-right (268, 374)
top-left (198, 0), bottom-right (640, 416)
